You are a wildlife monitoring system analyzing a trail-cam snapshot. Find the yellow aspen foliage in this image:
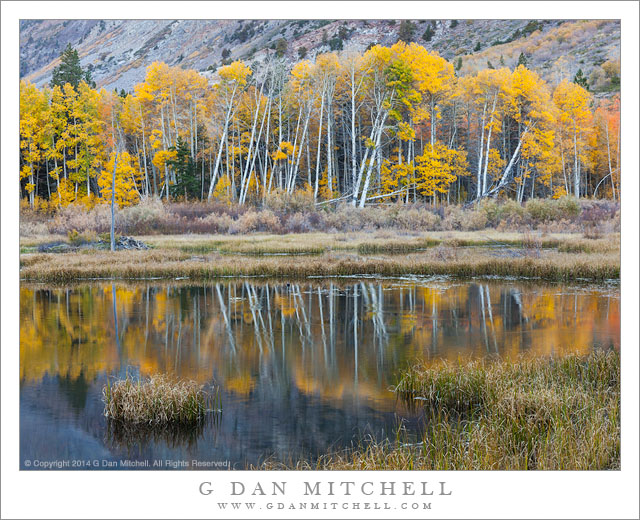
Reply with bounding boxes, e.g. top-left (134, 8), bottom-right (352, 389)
top-left (415, 143), bottom-right (469, 196)
top-left (54, 178), bottom-right (80, 207)
top-left (98, 151), bottom-right (142, 207)
top-left (218, 60), bottom-right (252, 88)
top-left (380, 160), bottom-right (414, 197)
top-left (152, 149), bottom-right (177, 170)
top-left (317, 169), bottom-right (338, 200)
top-left (211, 175), bottom-right (232, 202)
top-left (271, 141), bottom-right (295, 161)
